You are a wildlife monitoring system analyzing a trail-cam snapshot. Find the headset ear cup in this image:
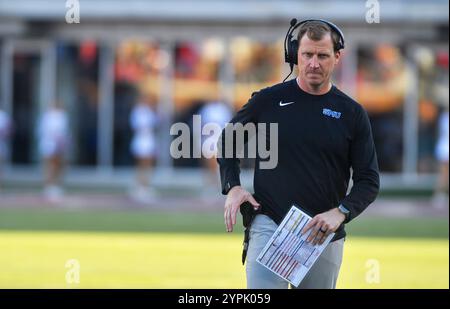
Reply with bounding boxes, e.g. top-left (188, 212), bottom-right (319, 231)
top-left (290, 39), bottom-right (299, 65)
